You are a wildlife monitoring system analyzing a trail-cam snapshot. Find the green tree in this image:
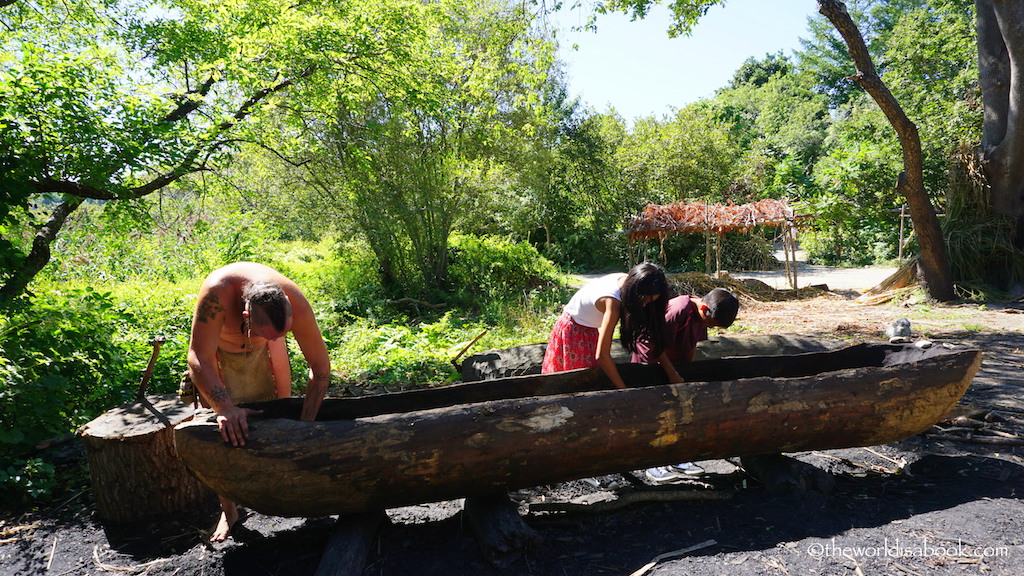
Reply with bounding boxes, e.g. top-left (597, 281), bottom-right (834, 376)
top-left (593, 0), bottom-right (953, 298)
top-left (0, 0), bottom-right (435, 301)
top-left (282, 0), bottom-right (555, 291)
top-left (883, 1), bottom-right (980, 194)
top-left (807, 96), bottom-right (903, 264)
top-left (798, 0), bottom-right (930, 108)
top-left (727, 51), bottom-right (793, 90)
top-left (496, 72), bottom-right (633, 268)
top-left (617, 106), bottom-right (741, 204)
top-left (816, 0), bottom-right (953, 299)
top-left (711, 52), bottom-right (830, 199)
